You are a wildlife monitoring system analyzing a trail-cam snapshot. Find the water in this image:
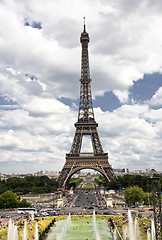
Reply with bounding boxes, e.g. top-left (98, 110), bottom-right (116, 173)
top-left (35, 222), bottom-right (39, 240)
top-left (47, 215), bottom-right (113, 240)
top-left (123, 210), bottom-right (140, 240)
top-left (122, 210), bottom-right (156, 240)
top-left (8, 218), bottom-right (39, 240)
top-left (134, 218), bottom-right (139, 238)
top-left (128, 210), bottom-right (134, 240)
top-left (7, 219), bottom-right (12, 240)
top-left (146, 220), bottom-right (156, 240)
top-left (151, 220), bottom-right (156, 240)
top-left (7, 218), bottom-right (18, 240)
top-left (48, 213), bottom-right (71, 240)
top-left (147, 229), bottom-right (151, 240)
top-left (113, 228), bottom-right (117, 240)
top-left (123, 225), bottom-right (128, 240)
top-left (13, 224), bottom-right (18, 240)
top-left (23, 220), bottom-right (27, 240)
top-left (93, 210), bottom-right (101, 240)
top-left (47, 219), bottom-right (66, 240)
top-left (22, 219), bottom-right (40, 240)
